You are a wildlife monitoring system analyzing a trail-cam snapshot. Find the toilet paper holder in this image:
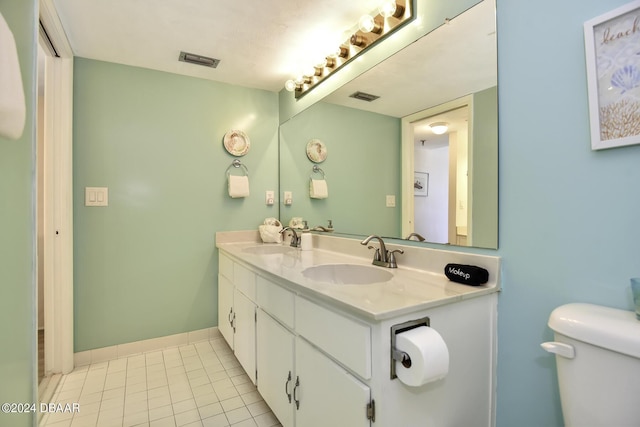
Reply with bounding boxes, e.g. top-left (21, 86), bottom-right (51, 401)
top-left (390, 316), bottom-right (430, 380)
